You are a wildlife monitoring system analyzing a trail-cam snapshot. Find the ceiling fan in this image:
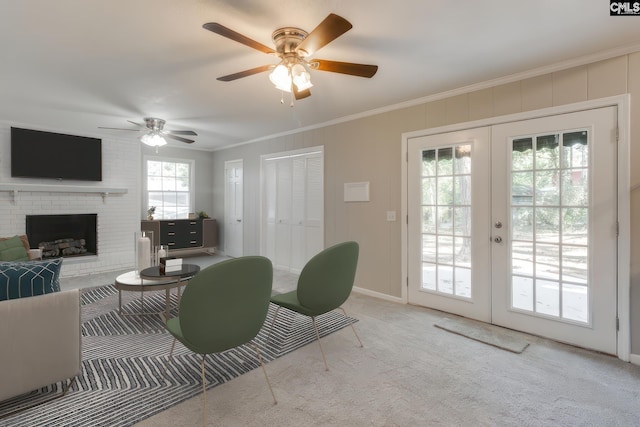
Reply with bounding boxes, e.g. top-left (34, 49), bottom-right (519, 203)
top-left (99, 117), bottom-right (198, 149)
top-left (203, 13), bottom-right (378, 102)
